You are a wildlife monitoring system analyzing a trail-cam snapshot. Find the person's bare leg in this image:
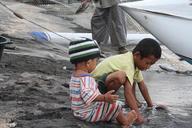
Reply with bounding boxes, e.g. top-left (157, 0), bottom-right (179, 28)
top-left (105, 71), bottom-right (127, 92)
top-left (116, 110), bottom-right (137, 127)
top-left (132, 82), bottom-right (141, 108)
top-left (105, 71), bottom-right (144, 124)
